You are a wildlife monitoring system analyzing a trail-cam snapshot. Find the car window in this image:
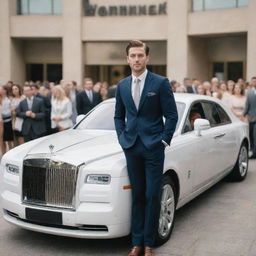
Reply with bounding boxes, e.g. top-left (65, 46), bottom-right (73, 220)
top-left (76, 102), bottom-right (115, 130)
top-left (76, 101), bottom-right (185, 131)
top-left (215, 103), bottom-right (231, 124)
top-left (182, 102), bottom-right (205, 133)
top-left (201, 102), bottom-right (221, 127)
